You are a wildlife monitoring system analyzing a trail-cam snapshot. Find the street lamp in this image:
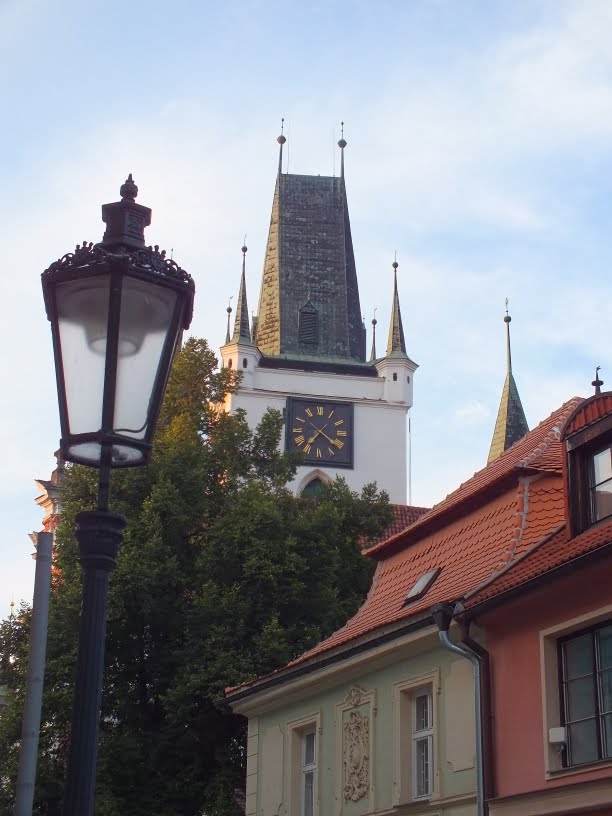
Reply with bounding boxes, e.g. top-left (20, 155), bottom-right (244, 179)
top-left (41, 175), bottom-right (195, 816)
